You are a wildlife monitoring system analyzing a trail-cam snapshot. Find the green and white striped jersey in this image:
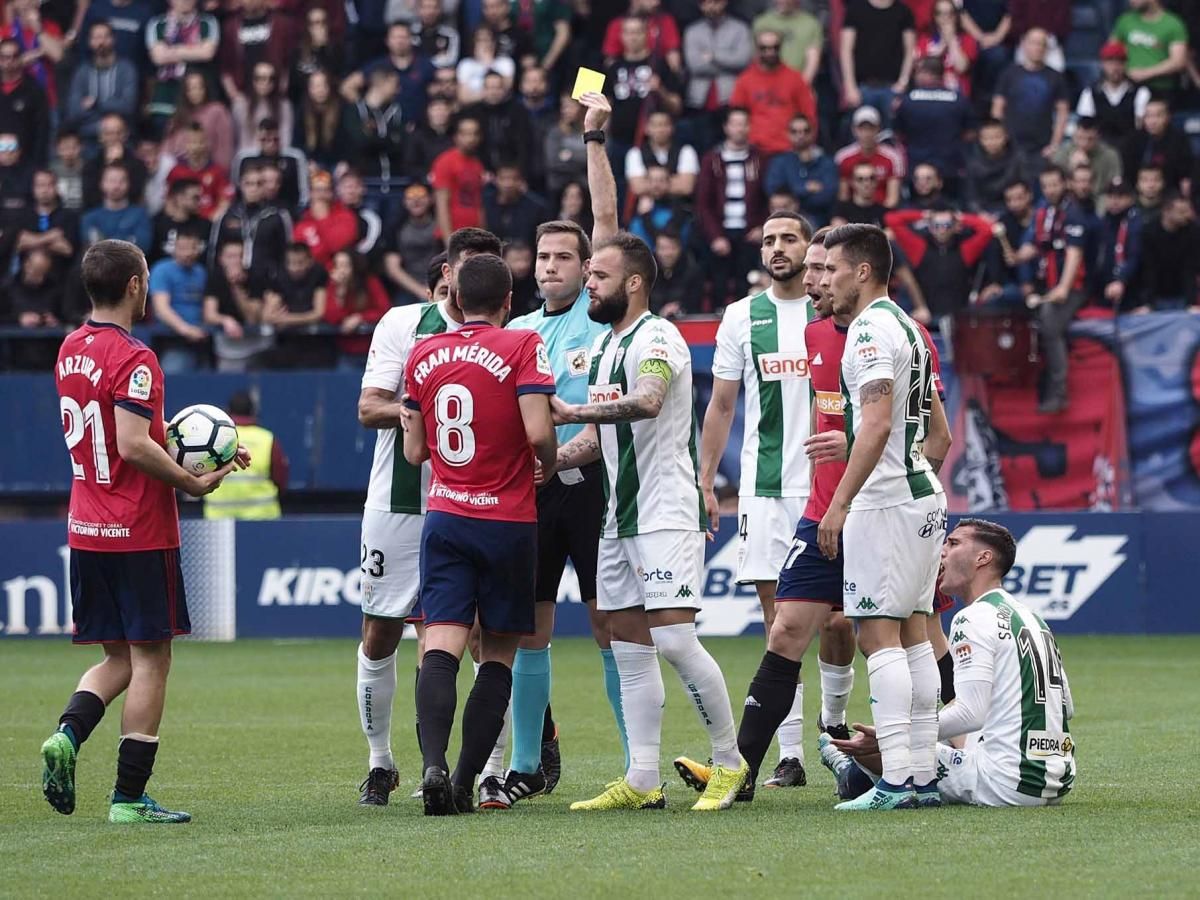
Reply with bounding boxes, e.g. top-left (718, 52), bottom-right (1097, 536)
top-left (840, 297), bottom-right (942, 509)
top-left (362, 302), bottom-right (458, 514)
top-left (588, 312), bottom-right (707, 539)
top-left (711, 289), bottom-right (817, 498)
top-left (950, 590), bottom-right (1076, 801)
